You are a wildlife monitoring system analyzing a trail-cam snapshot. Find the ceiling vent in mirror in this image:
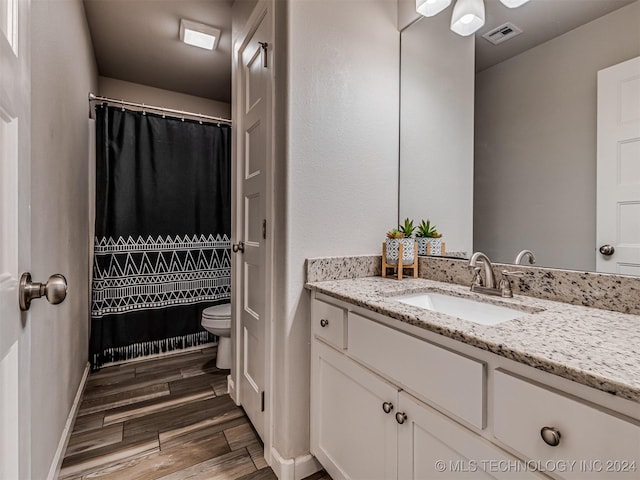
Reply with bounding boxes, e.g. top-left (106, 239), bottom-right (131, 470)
top-left (482, 22), bottom-right (523, 45)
